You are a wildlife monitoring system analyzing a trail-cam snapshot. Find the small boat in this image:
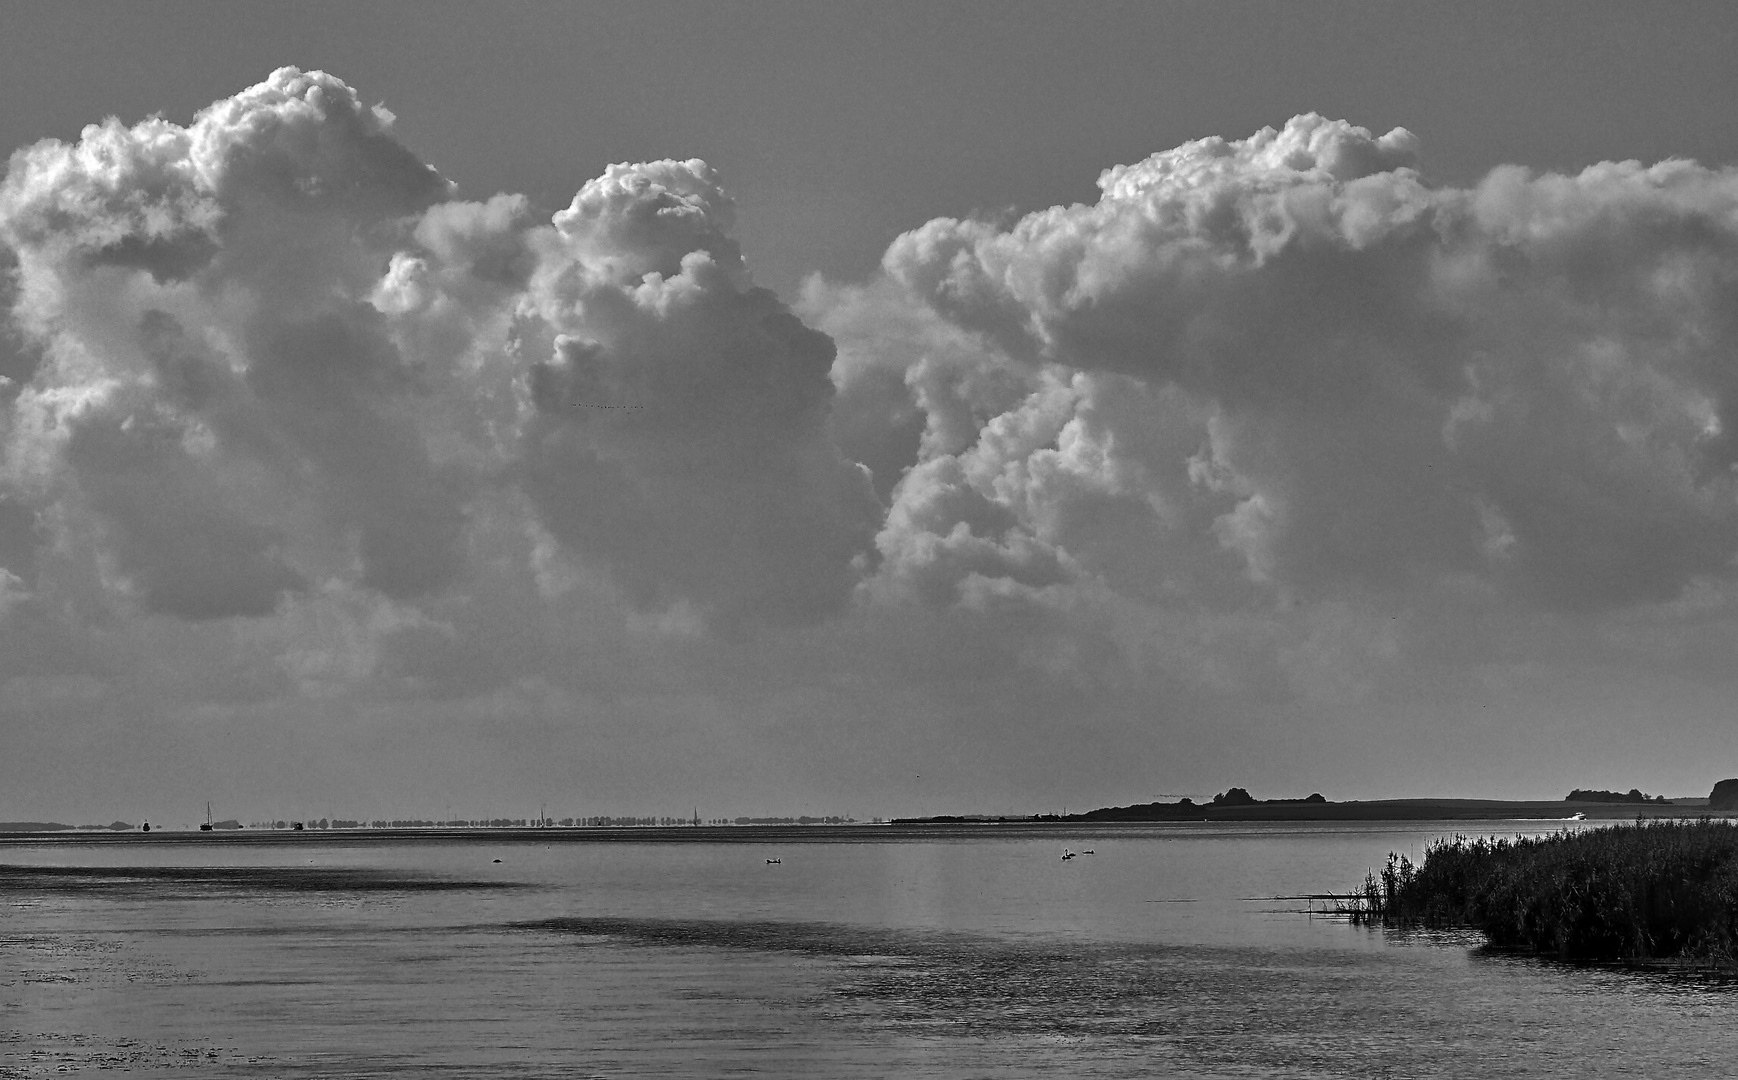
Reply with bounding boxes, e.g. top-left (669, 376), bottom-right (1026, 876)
top-left (200, 802), bottom-right (214, 832)
top-left (1568, 812), bottom-right (1587, 821)
top-left (766, 858), bottom-right (781, 865)
top-left (1062, 849), bottom-right (1075, 861)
